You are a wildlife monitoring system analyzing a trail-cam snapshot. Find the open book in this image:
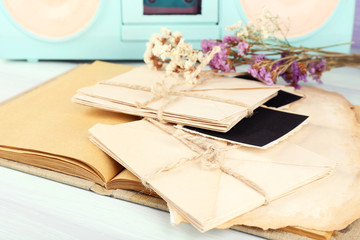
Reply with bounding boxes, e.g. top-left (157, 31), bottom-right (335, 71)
top-left (1, 61), bottom-right (360, 240)
top-left (0, 61), bottom-right (146, 192)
